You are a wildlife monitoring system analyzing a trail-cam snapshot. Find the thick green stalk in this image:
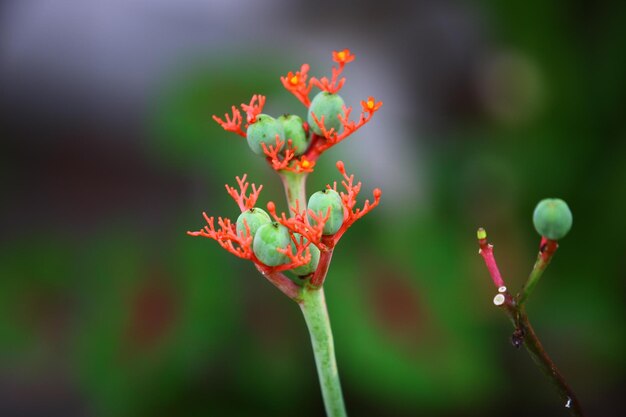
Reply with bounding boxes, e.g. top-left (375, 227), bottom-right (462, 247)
top-left (299, 286), bottom-right (347, 417)
top-left (281, 171), bottom-right (308, 210)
